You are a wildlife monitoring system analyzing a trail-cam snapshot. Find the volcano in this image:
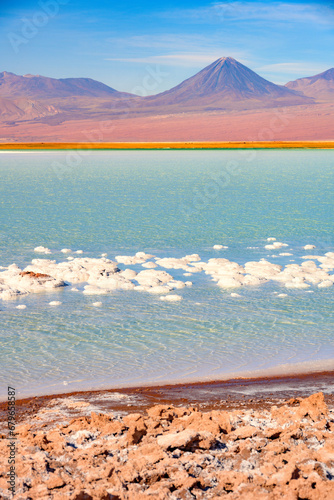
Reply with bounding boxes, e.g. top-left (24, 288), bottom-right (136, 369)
top-left (145, 57), bottom-right (311, 111)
